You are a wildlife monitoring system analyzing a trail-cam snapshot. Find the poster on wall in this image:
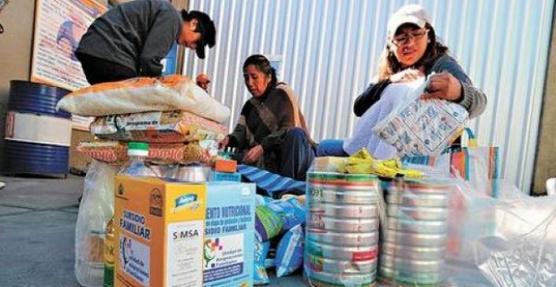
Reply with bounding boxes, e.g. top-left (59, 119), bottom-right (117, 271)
top-left (31, 0), bottom-right (106, 130)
